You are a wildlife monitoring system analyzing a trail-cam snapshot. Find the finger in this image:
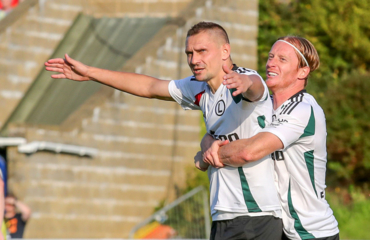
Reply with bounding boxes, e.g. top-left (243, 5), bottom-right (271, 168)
top-left (51, 74), bottom-right (67, 79)
top-left (45, 62), bottom-right (66, 68)
top-left (46, 58), bottom-right (65, 64)
top-left (203, 154), bottom-right (215, 166)
top-left (45, 63), bottom-right (62, 69)
top-left (45, 67), bottom-right (64, 73)
top-left (210, 152), bottom-right (222, 167)
top-left (223, 71), bottom-right (237, 80)
top-left (65, 53), bottom-right (79, 66)
top-left (222, 64), bottom-right (232, 74)
top-left (223, 78), bottom-right (238, 86)
top-left (218, 140), bottom-right (230, 147)
top-left (232, 89), bottom-right (242, 96)
top-left (212, 152), bottom-right (225, 168)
